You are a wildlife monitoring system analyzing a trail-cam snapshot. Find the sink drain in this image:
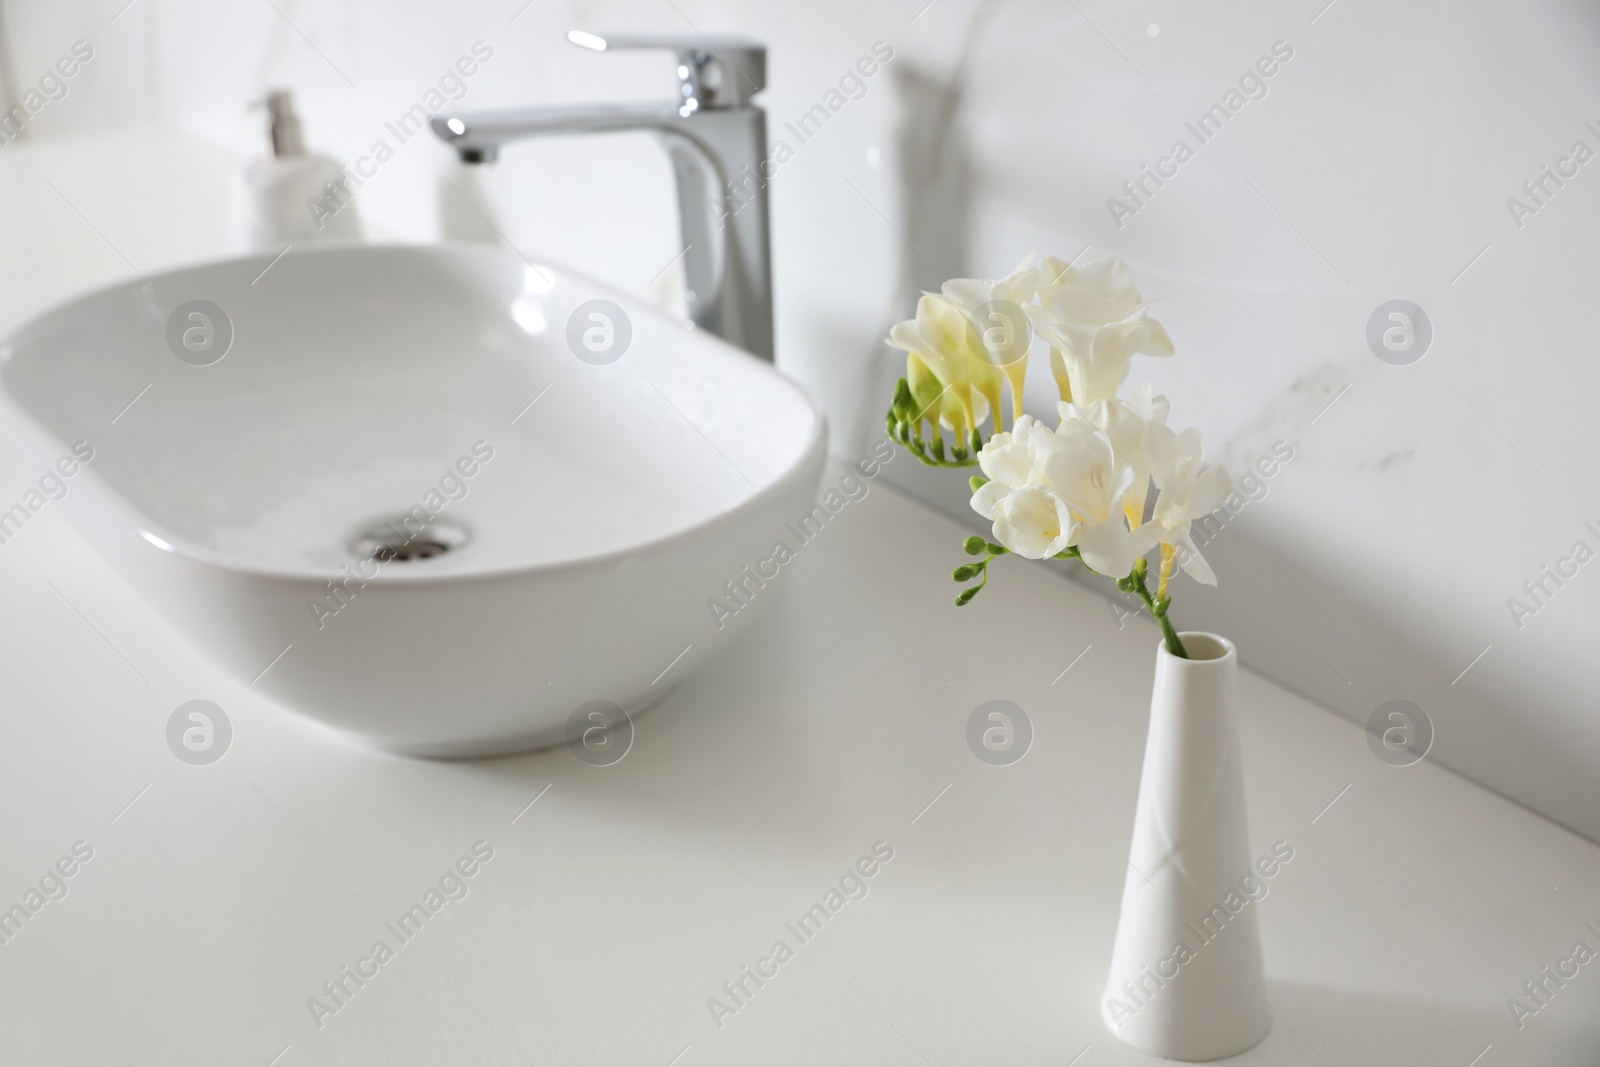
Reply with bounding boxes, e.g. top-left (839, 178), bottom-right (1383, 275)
top-left (350, 518), bottom-right (469, 564)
